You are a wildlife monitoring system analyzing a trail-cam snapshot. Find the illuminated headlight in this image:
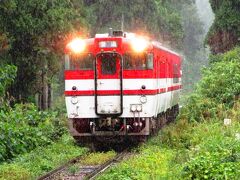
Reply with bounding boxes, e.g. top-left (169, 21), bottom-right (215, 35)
top-left (140, 95), bottom-right (147, 104)
top-left (131, 37), bottom-right (148, 52)
top-left (71, 96), bottom-right (78, 104)
top-left (130, 105), bottom-right (137, 112)
top-left (67, 38), bottom-right (86, 54)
